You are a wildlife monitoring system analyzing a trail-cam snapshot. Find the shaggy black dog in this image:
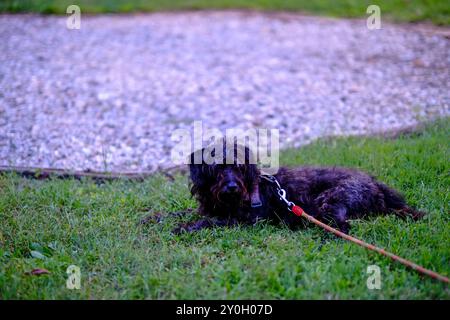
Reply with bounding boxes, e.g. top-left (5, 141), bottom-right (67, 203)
top-left (173, 142), bottom-right (424, 234)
